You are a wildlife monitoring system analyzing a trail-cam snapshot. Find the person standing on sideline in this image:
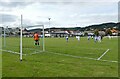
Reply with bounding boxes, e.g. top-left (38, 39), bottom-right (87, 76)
top-left (98, 35), bottom-right (101, 42)
top-left (77, 36), bottom-right (80, 41)
top-left (87, 35), bottom-right (91, 41)
top-left (94, 35), bottom-right (98, 43)
top-left (34, 32), bottom-right (39, 45)
top-left (66, 35), bottom-right (69, 42)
